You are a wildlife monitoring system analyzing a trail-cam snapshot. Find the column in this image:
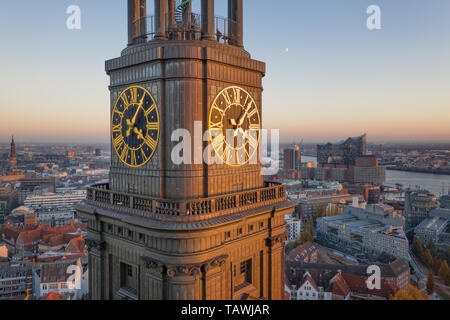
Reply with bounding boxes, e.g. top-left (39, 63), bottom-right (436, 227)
top-left (228, 0), bottom-right (243, 47)
top-left (201, 0), bottom-right (215, 40)
top-left (155, 0), bottom-right (168, 40)
top-left (168, 0), bottom-right (175, 27)
top-left (128, 0), bottom-right (147, 46)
